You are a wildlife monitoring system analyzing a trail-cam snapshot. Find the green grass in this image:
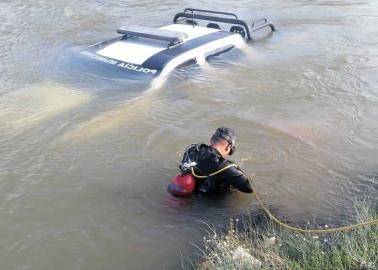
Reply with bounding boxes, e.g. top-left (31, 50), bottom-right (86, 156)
top-left (193, 203), bottom-right (378, 270)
